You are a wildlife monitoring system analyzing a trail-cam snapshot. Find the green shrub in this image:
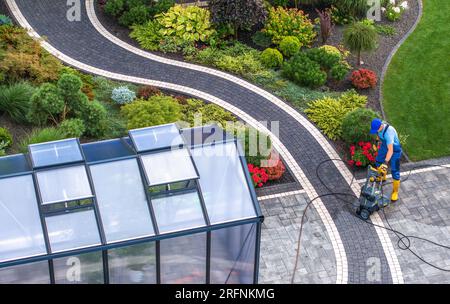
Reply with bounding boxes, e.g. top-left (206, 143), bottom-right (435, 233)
top-left (119, 5), bottom-right (150, 27)
top-left (92, 76), bottom-right (117, 103)
top-left (58, 73), bottom-right (83, 99)
top-left (278, 36), bottom-right (301, 57)
top-left (78, 100), bottom-right (109, 138)
top-left (0, 82), bottom-right (35, 123)
top-left (329, 5), bottom-right (354, 25)
top-left (305, 90), bottom-right (367, 140)
top-left (0, 26), bottom-right (62, 84)
top-left (28, 83), bottom-right (65, 126)
top-left (260, 48), bottom-right (283, 68)
top-left (0, 127), bottom-right (13, 148)
top-left (306, 45), bottom-right (342, 69)
top-left (182, 98), bottom-right (236, 128)
top-left (252, 31), bottom-right (273, 48)
top-left (193, 43), bottom-right (265, 77)
top-left (263, 7), bottom-right (316, 45)
top-left (19, 128), bottom-right (66, 153)
top-left (104, 0), bottom-right (125, 17)
top-left (209, 0), bottom-right (267, 39)
top-left (305, 97), bottom-right (349, 140)
top-left (130, 20), bottom-right (162, 51)
top-left (339, 89), bottom-right (367, 108)
top-left (234, 123), bottom-right (272, 167)
top-left (330, 60), bottom-right (351, 81)
top-left (121, 95), bottom-right (183, 130)
top-left (341, 108), bottom-right (379, 144)
top-left (334, 0), bottom-right (369, 18)
top-left (282, 52), bottom-right (327, 88)
top-left (148, 0), bottom-right (175, 17)
top-left (306, 45), bottom-right (351, 81)
top-left (59, 118), bottom-right (86, 138)
top-left (158, 5), bottom-right (216, 44)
